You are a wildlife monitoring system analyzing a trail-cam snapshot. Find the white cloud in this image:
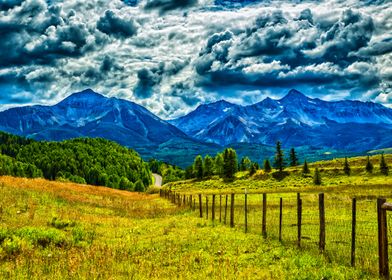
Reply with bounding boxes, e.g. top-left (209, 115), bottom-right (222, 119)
top-left (0, 0), bottom-right (391, 118)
